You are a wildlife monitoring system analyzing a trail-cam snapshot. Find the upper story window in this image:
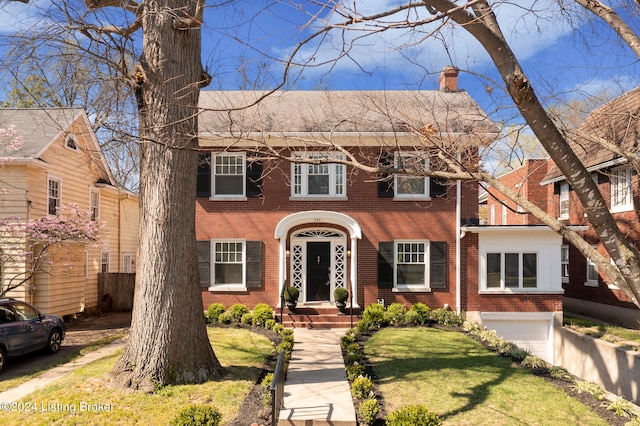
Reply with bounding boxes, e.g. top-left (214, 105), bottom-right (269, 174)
top-left (291, 152), bottom-right (346, 198)
top-left (213, 153), bottom-right (246, 198)
top-left (501, 202), bottom-right (507, 225)
top-left (484, 251), bottom-right (537, 290)
top-left (611, 166), bottom-right (633, 213)
top-left (585, 245), bottom-right (599, 287)
top-left (489, 204), bottom-right (495, 225)
top-left (90, 190), bottom-right (100, 221)
top-left (394, 152), bottom-right (429, 199)
top-left (559, 183), bottom-right (569, 220)
top-left (48, 177), bottom-right (61, 215)
top-left (64, 134), bottom-right (79, 151)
